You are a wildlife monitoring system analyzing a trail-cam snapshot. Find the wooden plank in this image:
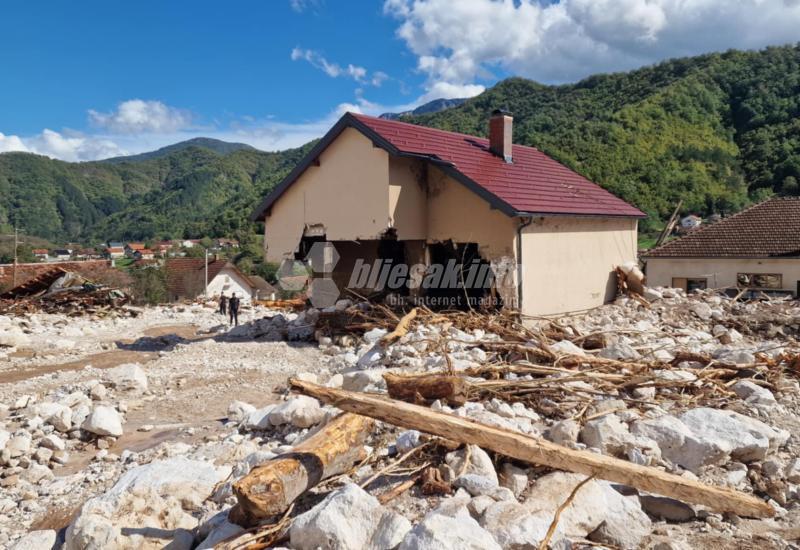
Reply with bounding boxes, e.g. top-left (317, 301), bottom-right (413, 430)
top-left (290, 380), bottom-right (774, 518)
top-left (384, 372), bottom-right (469, 406)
